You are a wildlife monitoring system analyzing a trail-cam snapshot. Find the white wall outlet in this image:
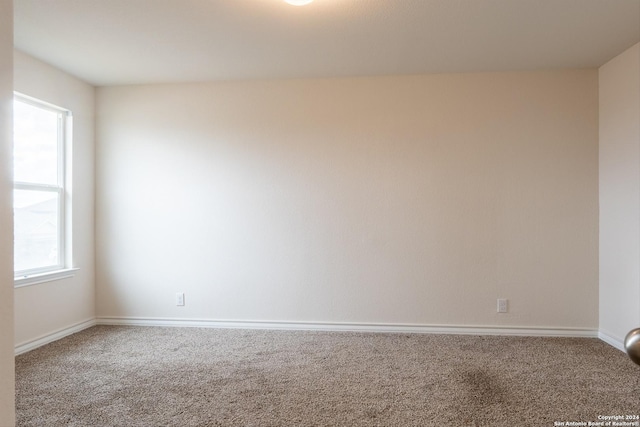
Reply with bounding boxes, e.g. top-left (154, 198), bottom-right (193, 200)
top-left (497, 298), bottom-right (508, 313)
top-left (176, 292), bottom-right (185, 306)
